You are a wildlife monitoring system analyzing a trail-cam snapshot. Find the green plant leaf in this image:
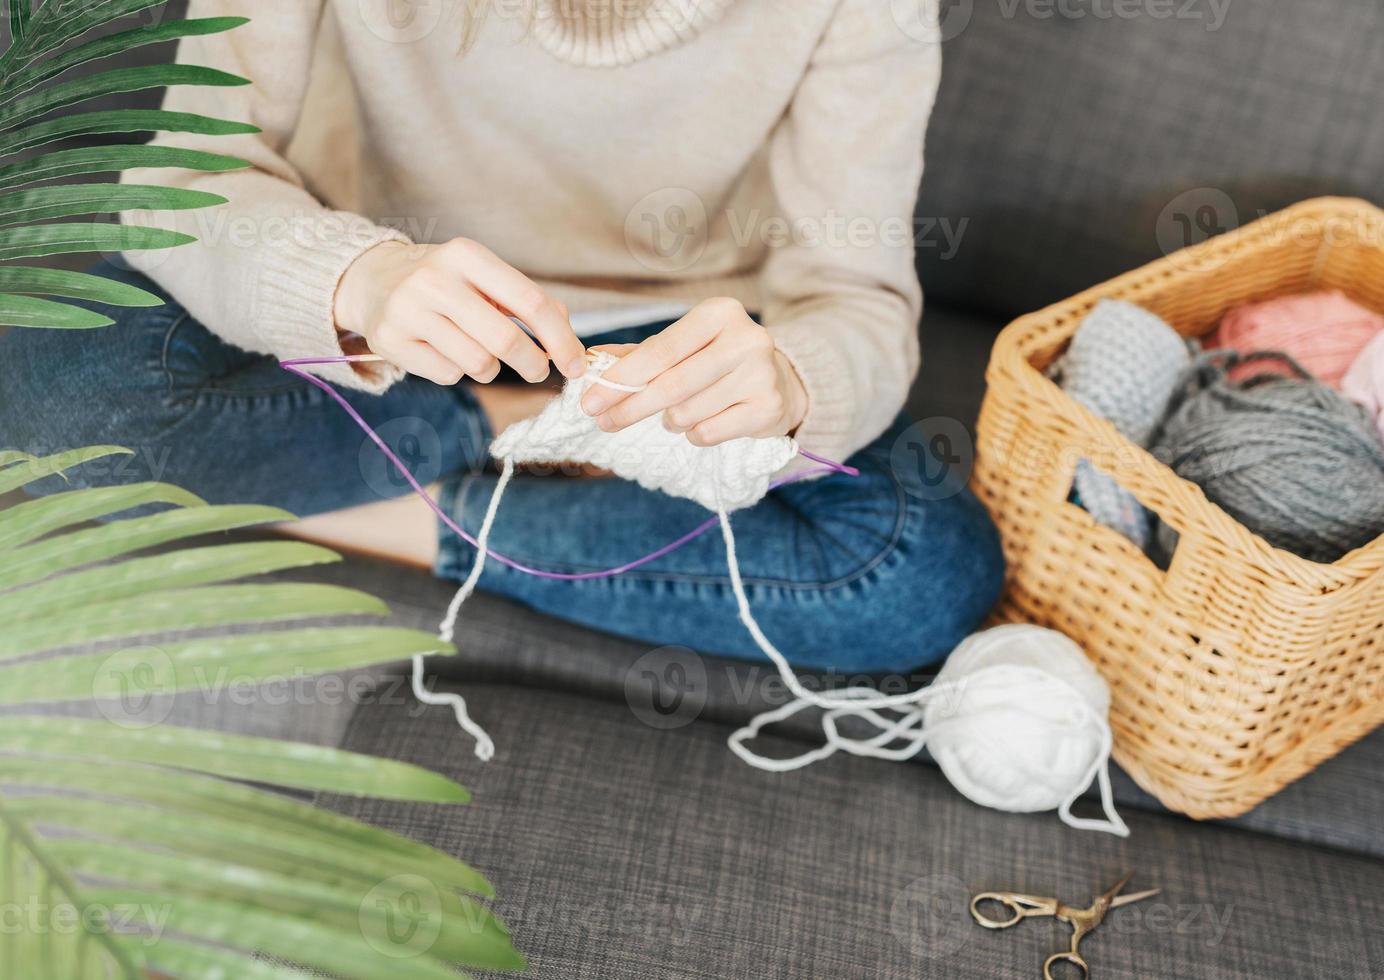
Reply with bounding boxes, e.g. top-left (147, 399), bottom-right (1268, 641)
top-left (60, 845), bottom-right (521, 970)
top-left (0, 445), bottom-right (130, 494)
top-left (0, 291), bottom-right (112, 328)
top-left (0, 266), bottom-right (162, 305)
top-left (0, 797), bottom-right (142, 980)
top-left (0, 183), bottom-right (225, 226)
top-left (3, 0), bottom-right (173, 69)
top-left (0, 144), bottom-right (248, 191)
top-left (0, 626), bottom-right (448, 708)
top-left (2, 17), bottom-right (251, 100)
top-left (3, 108), bottom-right (259, 155)
top-left (0, 222), bottom-right (195, 260)
top-left (125, 938), bottom-right (315, 980)
top-left (0, 481), bottom-right (207, 551)
top-left (0, 63), bottom-right (249, 132)
top-left (0, 504), bottom-right (299, 592)
top-left (0, 717), bottom-right (468, 804)
top-left (84, 886), bottom-right (483, 980)
top-left (0, 584), bottom-right (388, 660)
top-left (8, 0), bottom-right (30, 43)
top-left (0, 540), bottom-right (341, 624)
